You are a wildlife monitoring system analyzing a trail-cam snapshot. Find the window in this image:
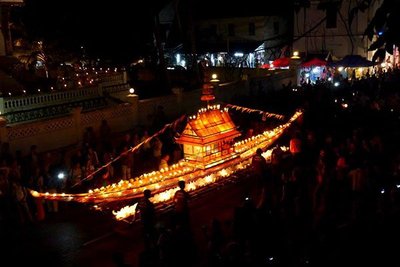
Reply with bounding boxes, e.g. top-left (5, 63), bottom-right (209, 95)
top-left (228, 23), bottom-right (235, 37)
top-left (273, 21), bottom-right (279, 35)
top-left (249, 22), bottom-right (255, 36)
